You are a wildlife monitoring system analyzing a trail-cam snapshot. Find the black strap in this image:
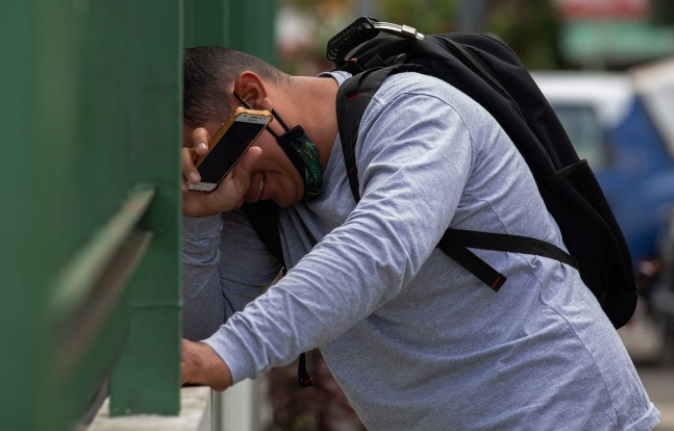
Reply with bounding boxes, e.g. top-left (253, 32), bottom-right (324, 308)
top-left (438, 233), bottom-right (507, 291)
top-left (439, 227), bottom-right (577, 291)
top-left (446, 228), bottom-right (577, 267)
top-left (337, 64), bottom-right (429, 202)
top-left (338, 67), bottom-right (386, 201)
top-left (298, 352), bottom-right (313, 387)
